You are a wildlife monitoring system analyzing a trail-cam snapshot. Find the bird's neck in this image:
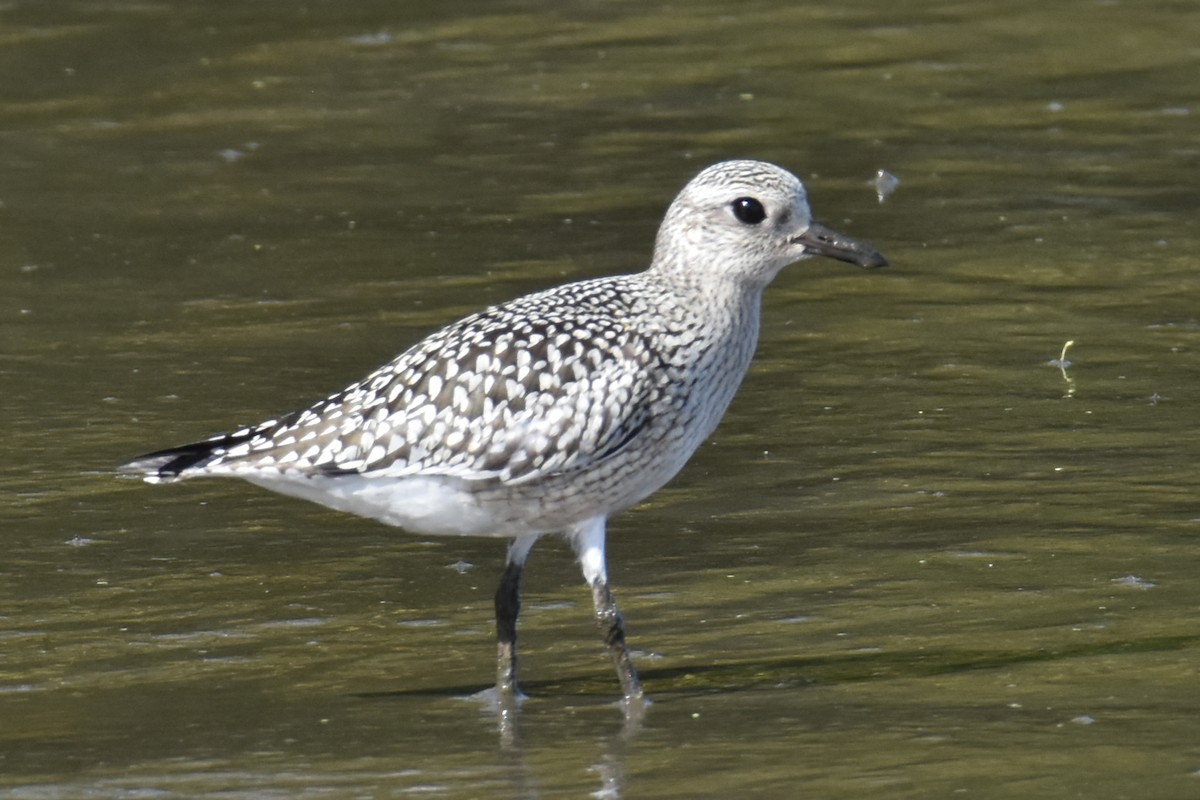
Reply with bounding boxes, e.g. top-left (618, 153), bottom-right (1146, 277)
top-left (639, 266), bottom-right (765, 374)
